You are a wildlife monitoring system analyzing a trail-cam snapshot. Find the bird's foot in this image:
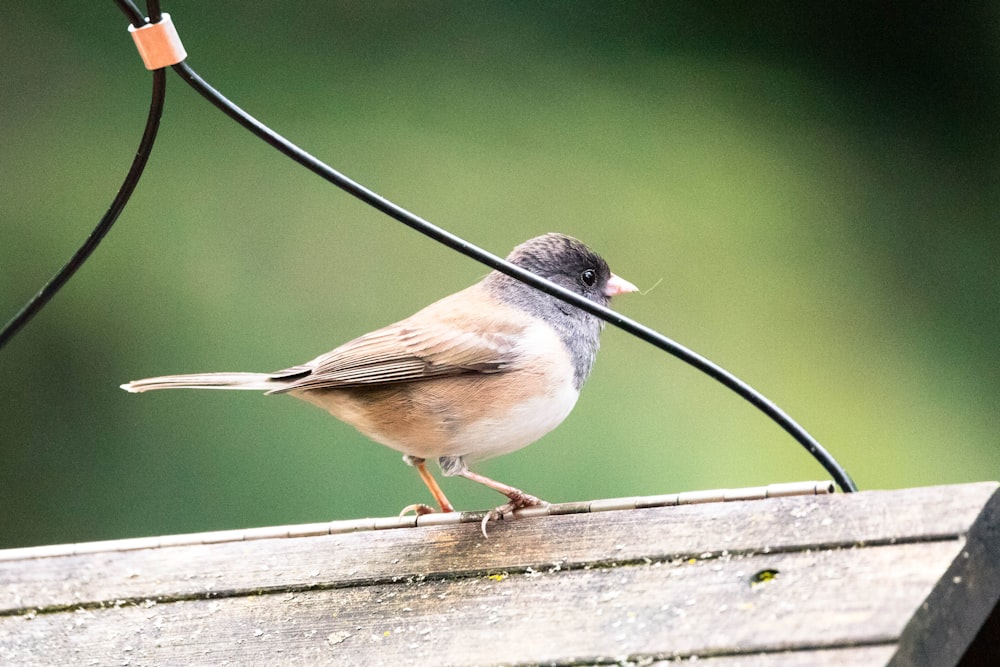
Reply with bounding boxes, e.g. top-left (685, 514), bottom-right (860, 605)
top-left (480, 491), bottom-right (547, 538)
top-left (399, 503), bottom-right (439, 517)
